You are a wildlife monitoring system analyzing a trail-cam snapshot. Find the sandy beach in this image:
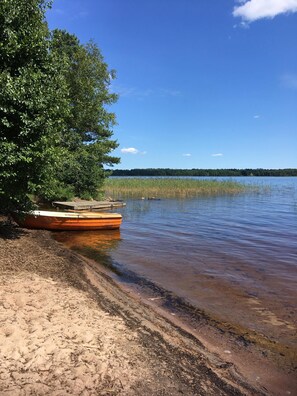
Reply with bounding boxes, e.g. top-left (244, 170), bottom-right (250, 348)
top-left (0, 217), bottom-right (296, 395)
